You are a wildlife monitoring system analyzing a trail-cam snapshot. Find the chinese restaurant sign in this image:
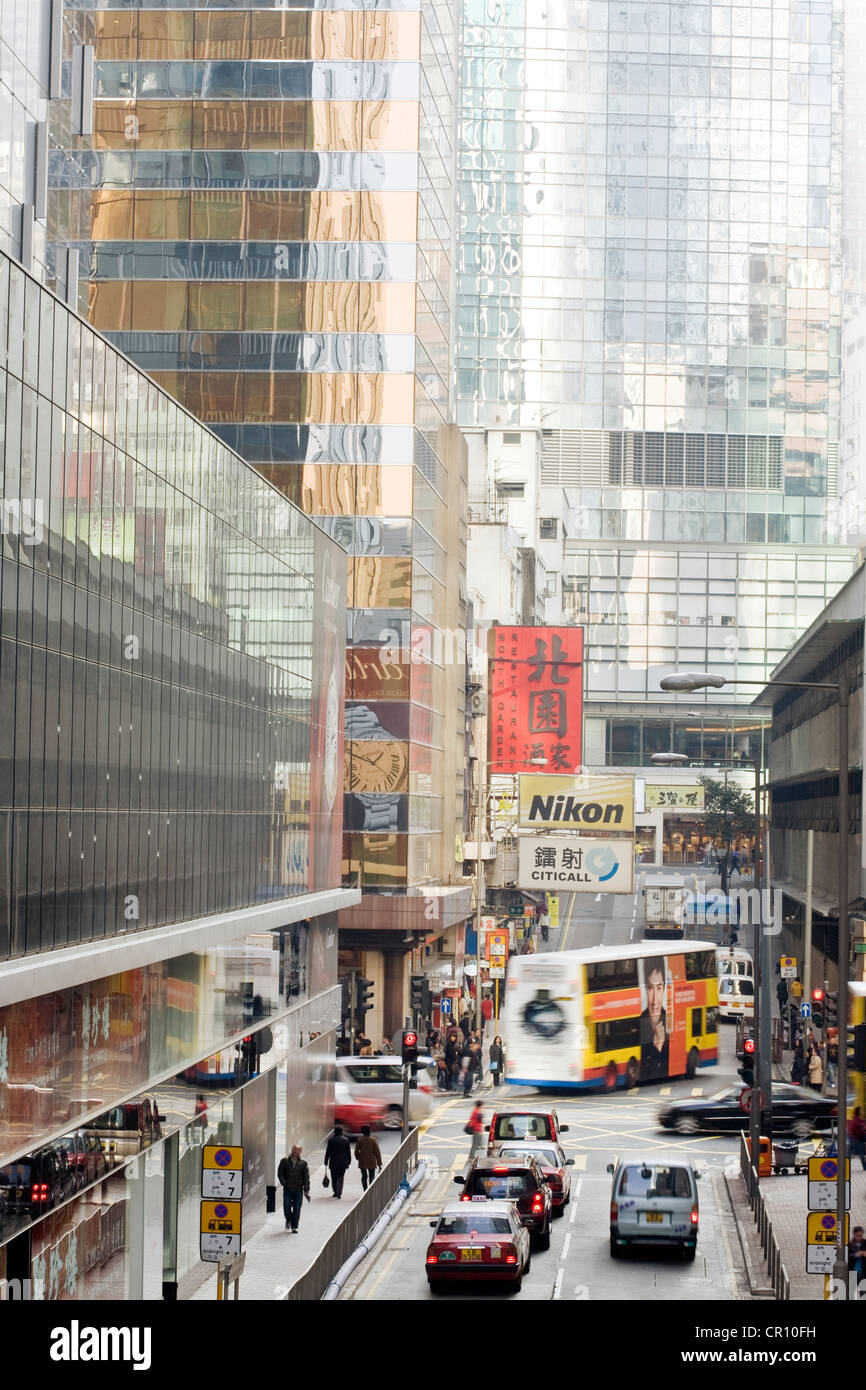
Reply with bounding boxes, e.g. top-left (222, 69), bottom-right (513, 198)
top-left (489, 626), bottom-right (584, 774)
top-left (645, 784), bottom-right (705, 810)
